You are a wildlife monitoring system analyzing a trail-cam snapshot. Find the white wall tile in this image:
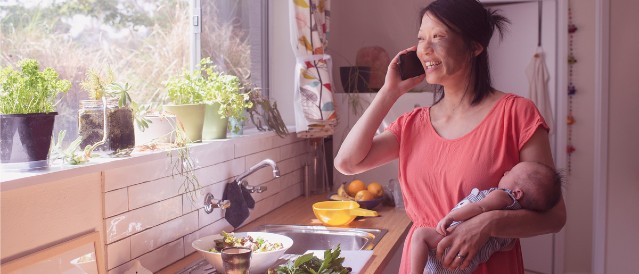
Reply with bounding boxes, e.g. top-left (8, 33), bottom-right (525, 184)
top-left (281, 140), bottom-right (308, 160)
top-left (105, 196), bottom-right (183, 243)
top-left (104, 157), bottom-right (172, 192)
top-left (271, 133), bottom-right (299, 148)
top-left (128, 176), bottom-right (181, 210)
top-left (234, 135), bottom-right (274, 157)
top-left (130, 211), bottom-right (198, 258)
top-left (245, 148), bottom-right (281, 166)
top-left (193, 157), bottom-right (245, 188)
top-left (106, 238), bottom-right (130, 270)
top-left (137, 238), bottom-right (185, 273)
top-left (105, 188), bottom-right (128, 218)
top-left (190, 141), bottom-right (234, 168)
